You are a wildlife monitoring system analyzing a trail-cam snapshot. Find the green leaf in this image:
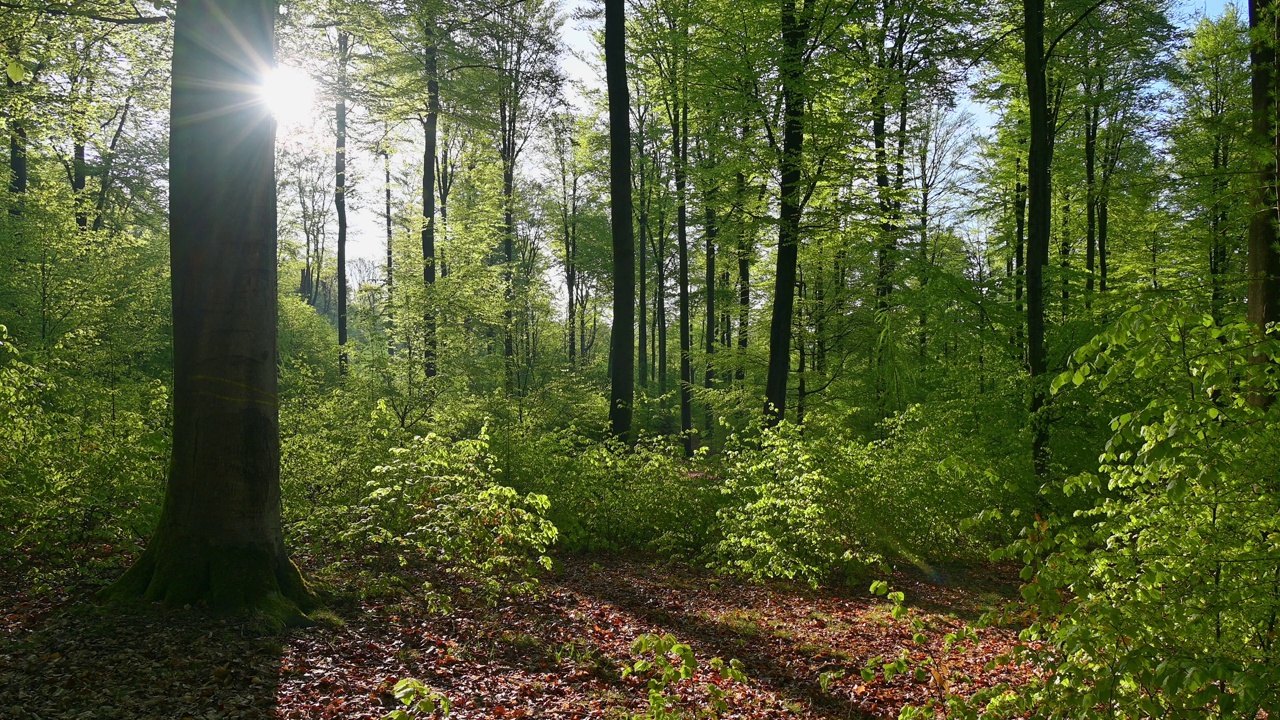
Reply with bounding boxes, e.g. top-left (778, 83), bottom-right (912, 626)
top-left (6, 60), bottom-right (24, 83)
